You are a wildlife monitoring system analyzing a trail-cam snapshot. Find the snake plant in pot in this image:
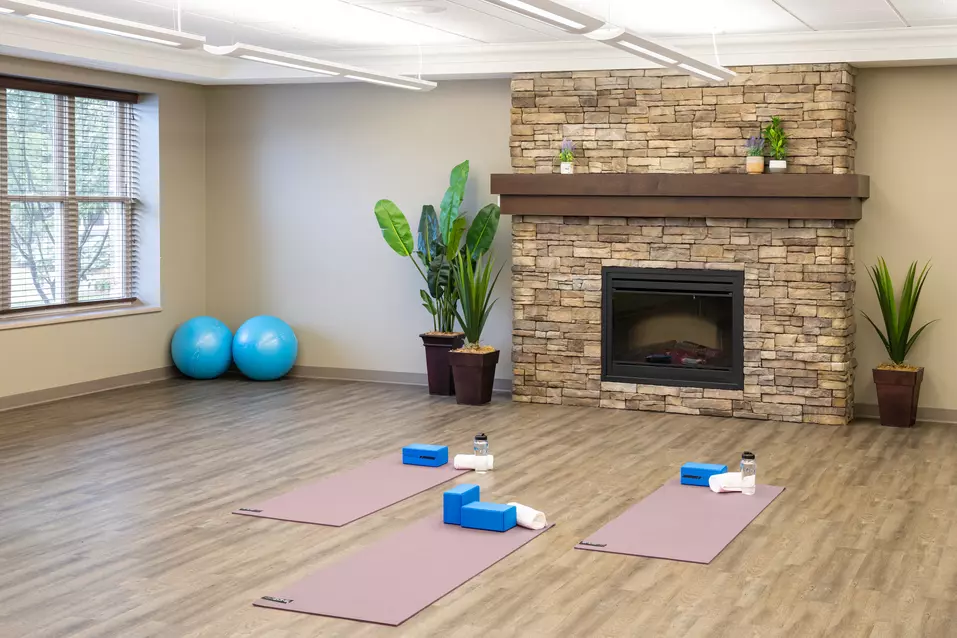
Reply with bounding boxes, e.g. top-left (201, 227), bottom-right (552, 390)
top-left (862, 258), bottom-right (936, 427)
top-left (374, 160), bottom-right (501, 396)
top-left (449, 244), bottom-right (503, 405)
